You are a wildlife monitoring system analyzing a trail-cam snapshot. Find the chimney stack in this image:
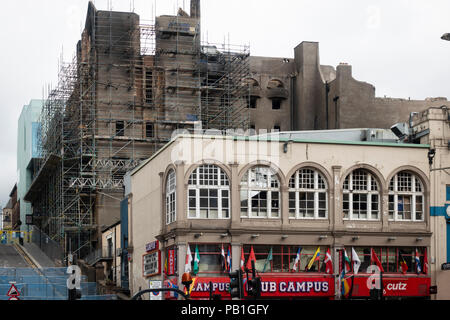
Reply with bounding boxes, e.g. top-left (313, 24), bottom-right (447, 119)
top-left (190, 0), bottom-right (200, 19)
